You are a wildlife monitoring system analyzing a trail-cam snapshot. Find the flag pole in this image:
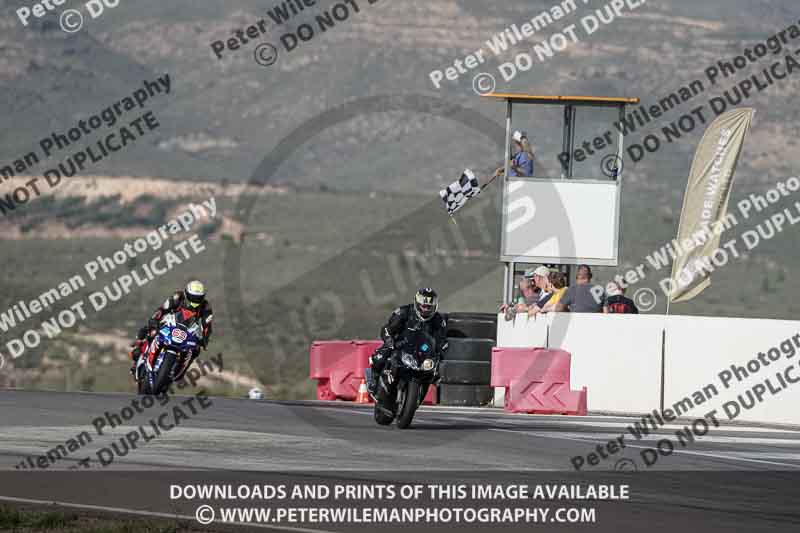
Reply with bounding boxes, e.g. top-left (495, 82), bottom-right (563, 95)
top-left (656, 108), bottom-right (755, 414)
top-left (480, 167), bottom-right (502, 192)
top-left (661, 297), bottom-right (670, 413)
